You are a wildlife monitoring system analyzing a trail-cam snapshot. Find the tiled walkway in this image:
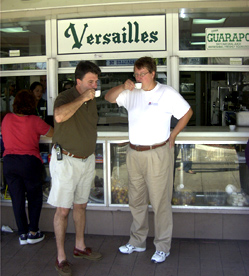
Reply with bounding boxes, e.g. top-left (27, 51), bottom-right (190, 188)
top-left (1, 231), bottom-right (249, 276)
